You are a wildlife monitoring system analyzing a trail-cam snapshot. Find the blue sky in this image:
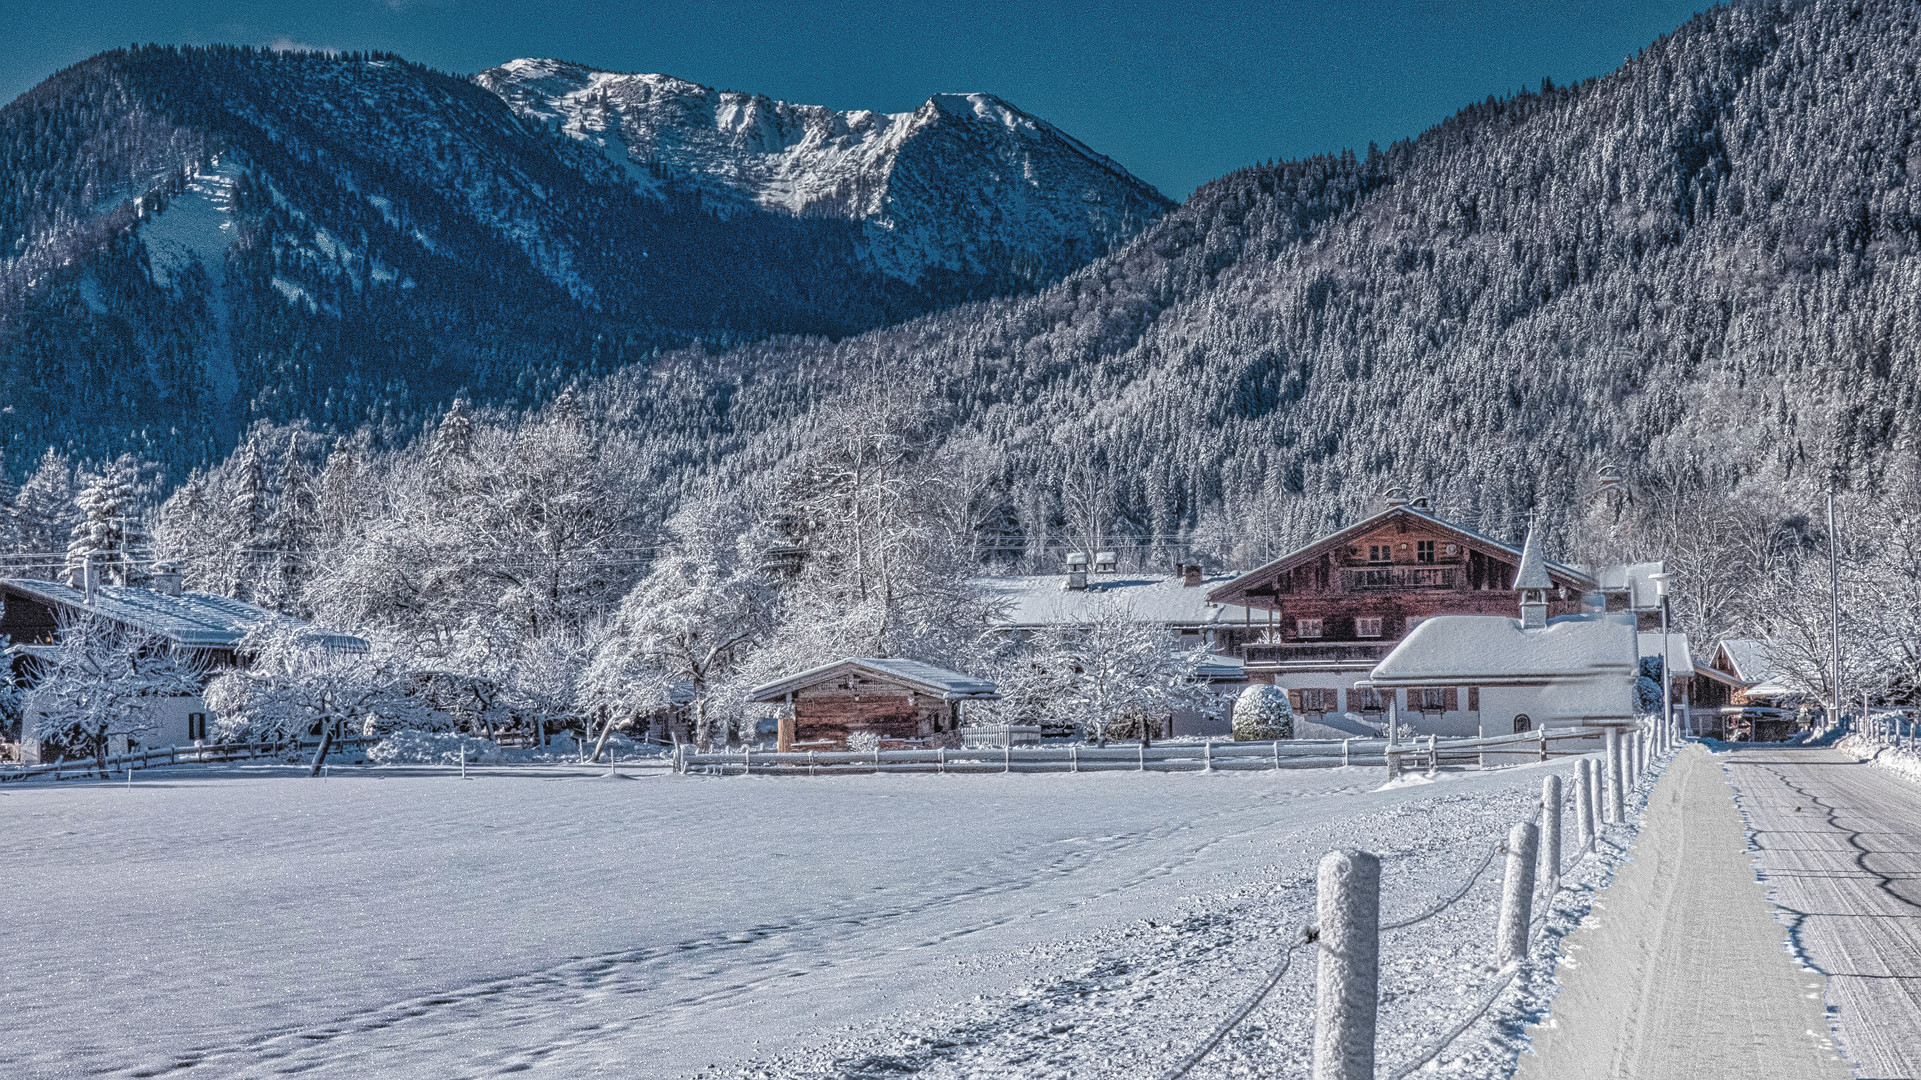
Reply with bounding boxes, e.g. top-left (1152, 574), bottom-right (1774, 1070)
top-left (0, 0), bottom-right (1712, 198)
